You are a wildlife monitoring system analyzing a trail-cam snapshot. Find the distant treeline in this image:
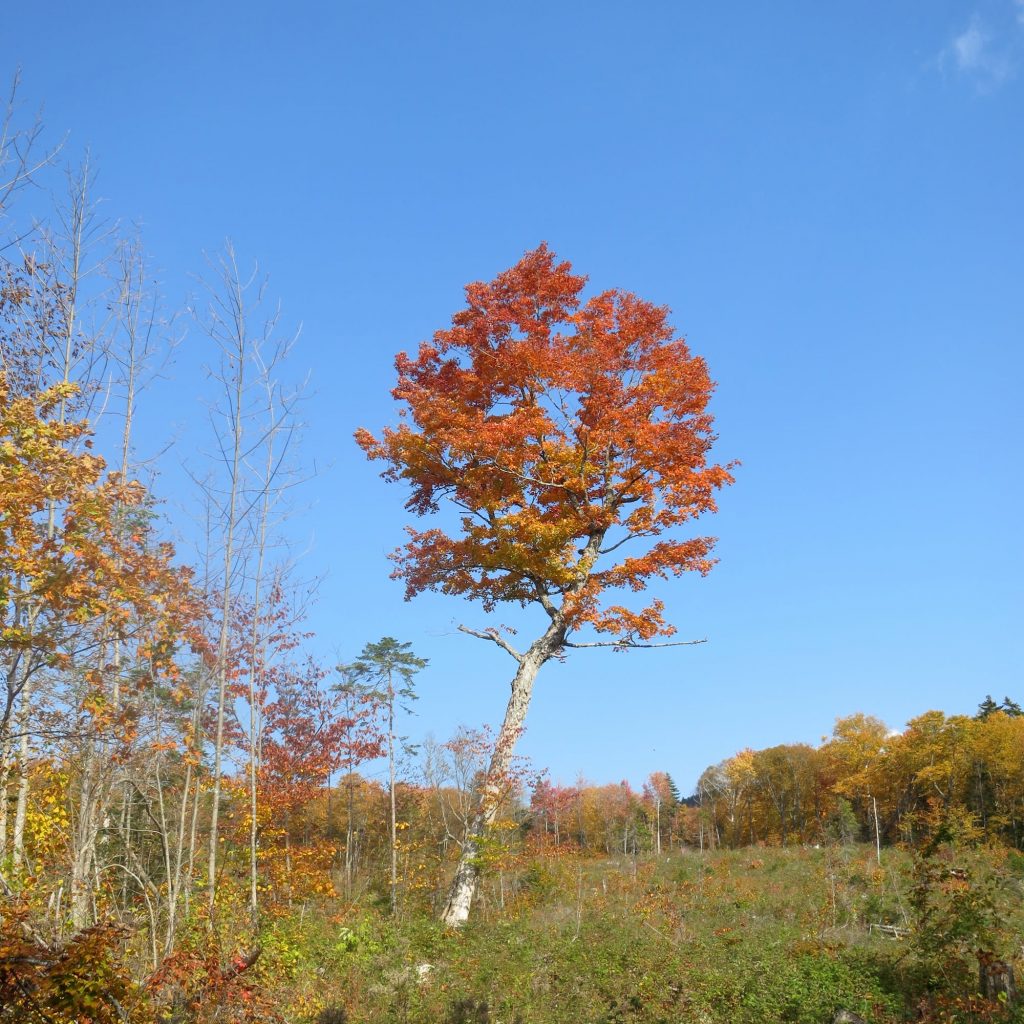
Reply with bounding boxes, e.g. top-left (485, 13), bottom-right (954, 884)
top-left (688, 697), bottom-right (1024, 850)
top-left (521, 698), bottom-right (1024, 855)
